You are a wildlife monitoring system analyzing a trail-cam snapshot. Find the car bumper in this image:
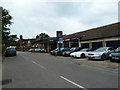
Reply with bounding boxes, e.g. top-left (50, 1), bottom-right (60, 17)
top-left (71, 55), bottom-right (75, 58)
top-left (70, 54), bottom-right (75, 57)
top-left (64, 53), bottom-right (70, 56)
top-left (74, 54), bottom-right (81, 58)
top-left (6, 52), bottom-right (16, 56)
top-left (87, 55), bottom-right (101, 59)
top-left (110, 56), bottom-right (120, 61)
